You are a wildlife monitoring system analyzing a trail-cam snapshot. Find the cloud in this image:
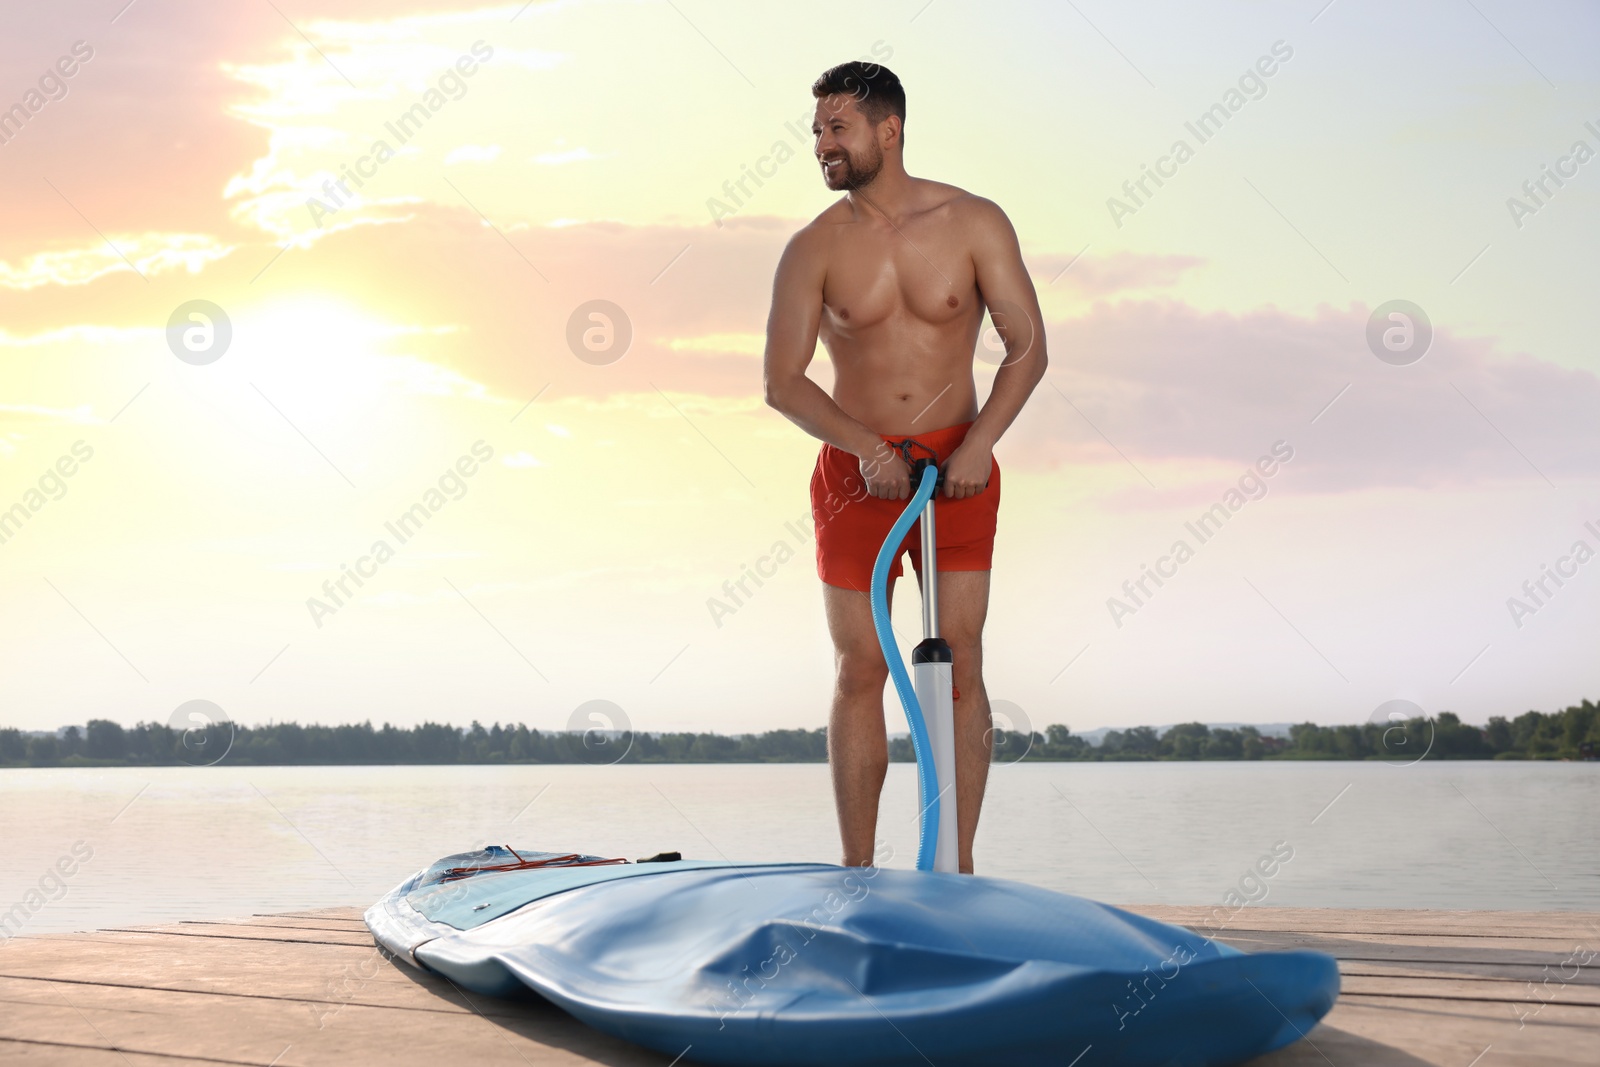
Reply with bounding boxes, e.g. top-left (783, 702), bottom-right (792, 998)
top-left (0, 402), bottom-right (98, 425)
top-left (444, 144), bottom-right (501, 164)
top-left (533, 146), bottom-right (601, 165)
top-left (663, 332), bottom-right (763, 356)
top-left (0, 325), bottom-right (152, 347)
top-left (1026, 249), bottom-right (1205, 296)
top-left (220, 19), bottom-right (564, 240)
top-left (1010, 298), bottom-right (1600, 492)
top-left (0, 233), bottom-right (234, 290)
